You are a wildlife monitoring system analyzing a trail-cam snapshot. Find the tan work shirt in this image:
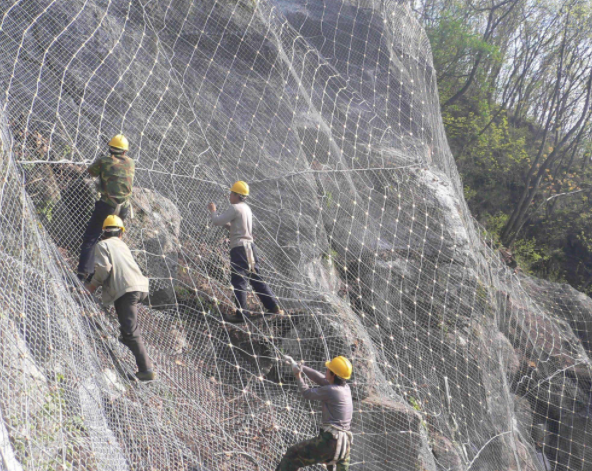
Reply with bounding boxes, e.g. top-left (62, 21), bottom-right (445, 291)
top-left (89, 237), bottom-right (149, 305)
